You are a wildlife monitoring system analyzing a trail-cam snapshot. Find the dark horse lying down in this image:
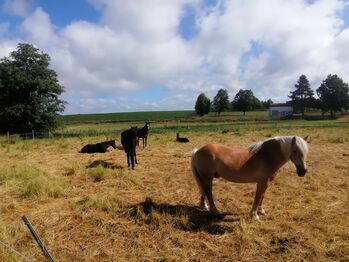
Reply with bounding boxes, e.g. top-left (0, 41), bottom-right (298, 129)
top-left (80, 140), bottom-right (116, 153)
top-left (121, 127), bottom-right (138, 169)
